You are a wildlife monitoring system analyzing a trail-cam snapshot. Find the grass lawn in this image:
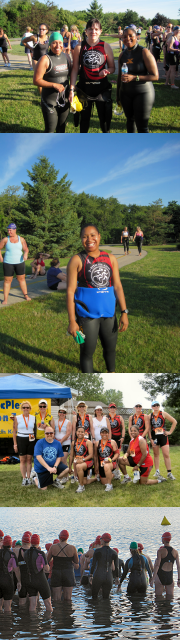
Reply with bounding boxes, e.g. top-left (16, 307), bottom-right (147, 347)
top-left (0, 257), bottom-right (69, 280)
top-left (0, 245), bottom-right (179, 373)
top-left (0, 446), bottom-right (179, 507)
top-left (1, 33), bottom-right (179, 132)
